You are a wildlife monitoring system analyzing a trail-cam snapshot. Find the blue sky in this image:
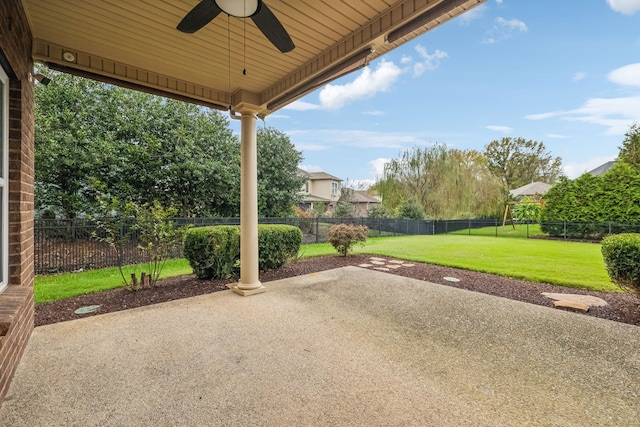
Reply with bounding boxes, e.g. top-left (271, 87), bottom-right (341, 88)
top-left (239, 0), bottom-right (640, 188)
